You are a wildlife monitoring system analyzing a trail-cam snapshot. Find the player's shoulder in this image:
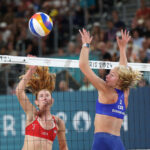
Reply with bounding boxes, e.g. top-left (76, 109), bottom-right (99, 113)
top-left (53, 115), bottom-right (66, 132)
top-left (53, 115), bottom-right (65, 126)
